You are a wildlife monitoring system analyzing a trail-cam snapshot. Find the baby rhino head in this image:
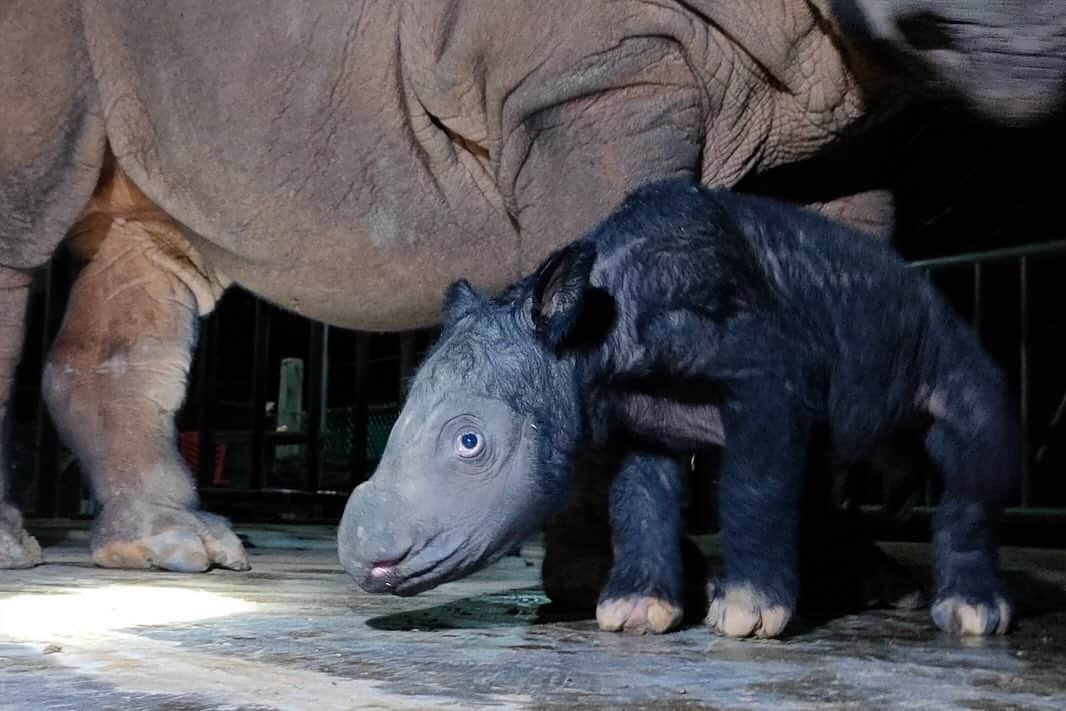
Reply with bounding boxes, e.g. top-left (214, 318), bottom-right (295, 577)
top-left (338, 241), bottom-right (608, 595)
